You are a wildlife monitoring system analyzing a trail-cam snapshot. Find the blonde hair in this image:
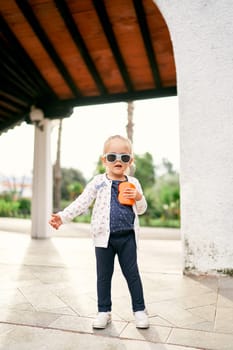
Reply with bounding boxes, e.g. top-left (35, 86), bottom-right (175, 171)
top-left (103, 135), bottom-right (133, 154)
